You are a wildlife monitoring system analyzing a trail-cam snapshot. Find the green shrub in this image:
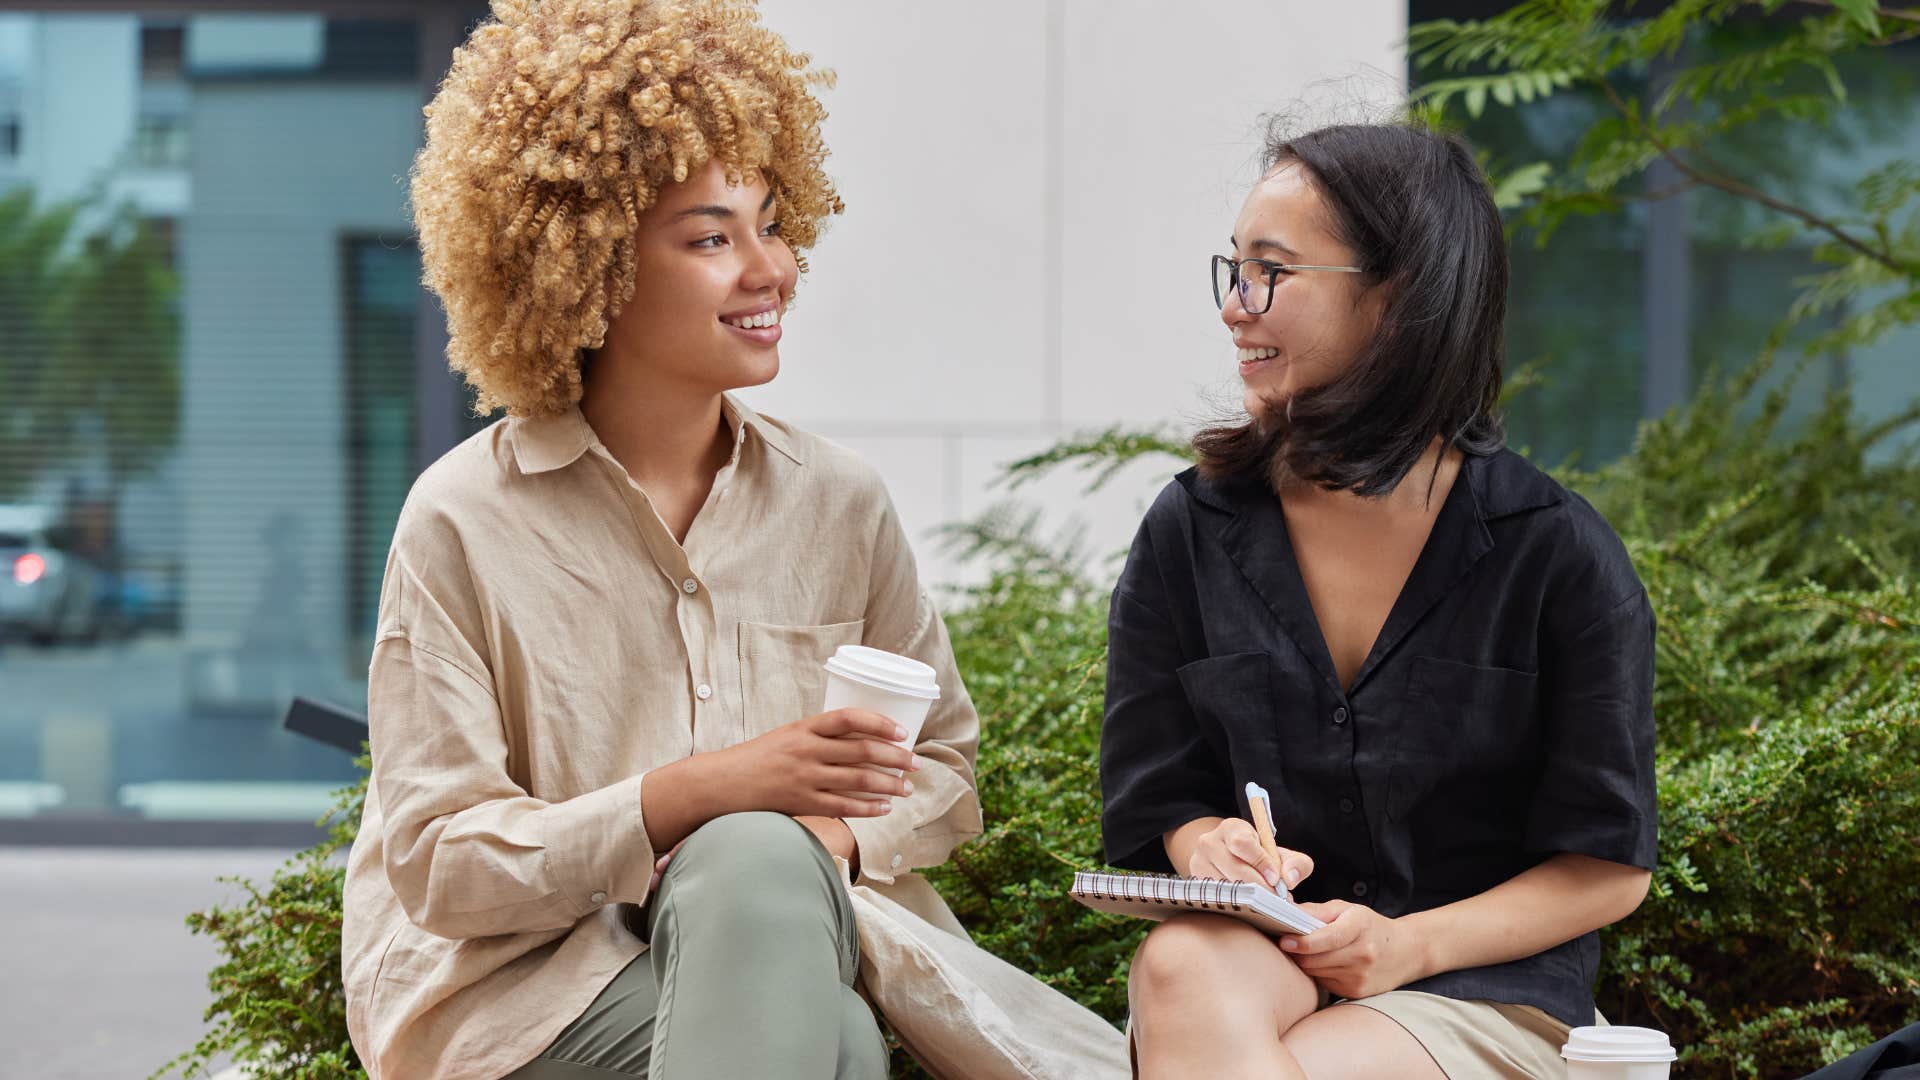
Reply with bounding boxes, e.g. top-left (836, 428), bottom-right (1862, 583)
top-left (1581, 366), bottom-right (1920, 1073)
top-left (157, 760), bottom-right (366, 1079)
